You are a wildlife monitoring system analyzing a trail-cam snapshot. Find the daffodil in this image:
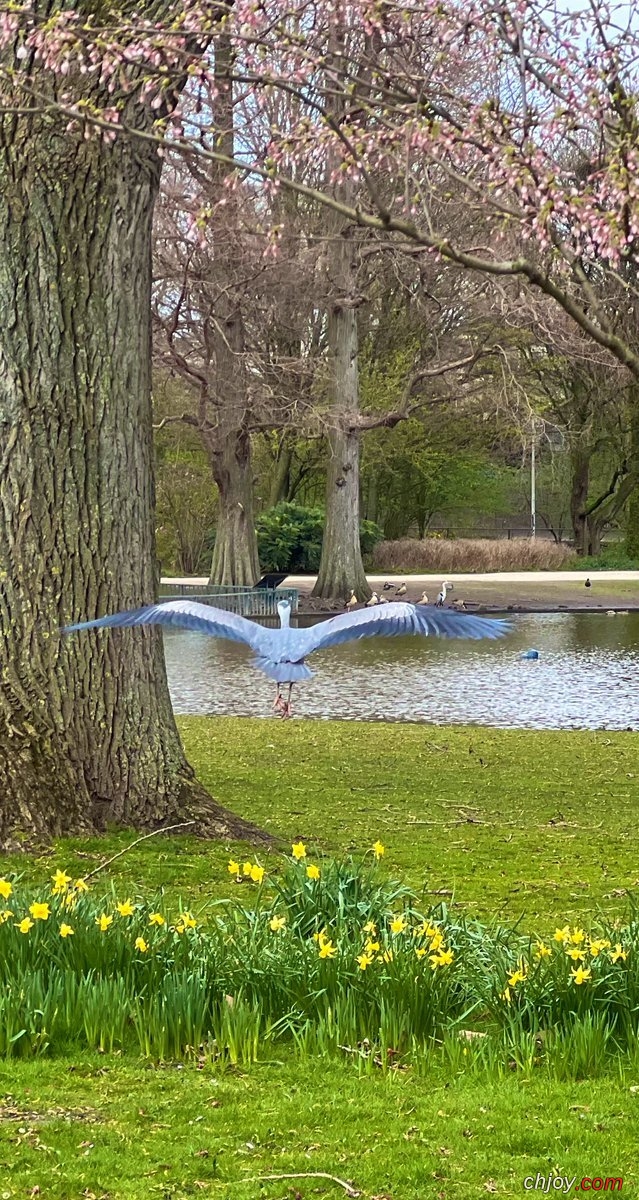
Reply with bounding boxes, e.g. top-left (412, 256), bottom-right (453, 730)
top-left (0, 910), bottom-right (12, 925)
top-left (291, 841), bottom-right (307, 860)
top-left (507, 965), bottom-right (527, 986)
top-left (431, 949), bottom-right (454, 968)
top-left (363, 921), bottom-right (377, 935)
top-left (535, 942), bottom-right (551, 959)
top-left (365, 939), bottom-right (380, 954)
top-left (63, 893), bottom-right (77, 911)
top-left (415, 921), bottom-right (438, 939)
top-left (571, 966), bottom-right (592, 985)
top-left (570, 927), bottom-right (586, 945)
top-left (415, 947), bottom-right (428, 959)
top-left (356, 952), bottom-right (374, 971)
top-left (242, 861), bottom-right (253, 877)
top-left (318, 939), bottom-right (337, 959)
top-left (429, 931), bottom-right (444, 952)
top-left (135, 936), bottom-right (148, 953)
top-left (29, 902), bottom-right (50, 921)
top-left (17, 917), bottom-right (33, 934)
top-left (250, 864), bottom-right (265, 884)
top-left (96, 914), bottom-right (113, 932)
top-left (566, 947), bottom-right (586, 961)
top-left (502, 986), bottom-right (511, 1003)
top-left (610, 943), bottom-right (628, 964)
top-left (0, 879), bottom-right (12, 900)
top-left (179, 912), bottom-right (196, 929)
top-left (390, 916), bottom-right (406, 935)
top-left (306, 864), bottom-right (320, 881)
top-left (148, 912), bottom-right (165, 926)
top-left (73, 878), bottom-right (89, 893)
top-left (554, 925), bottom-right (571, 944)
top-left (59, 923), bottom-right (74, 938)
top-left (269, 915), bottom-right (286, 932)
top-left (372, 841), bottom-right (385, 859)
top-left (51, 869), bottom-right (71, 893)
top-left (313, 928), bottom-right (328, 946)
top-left (228, 860), bottom-right (240, 876)
top-left (588, 939), bottom-right (609, 958)
top-left (380, 949), bottom-right (393, 963)
top-left (116, 900), bottom-right (135, 918)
